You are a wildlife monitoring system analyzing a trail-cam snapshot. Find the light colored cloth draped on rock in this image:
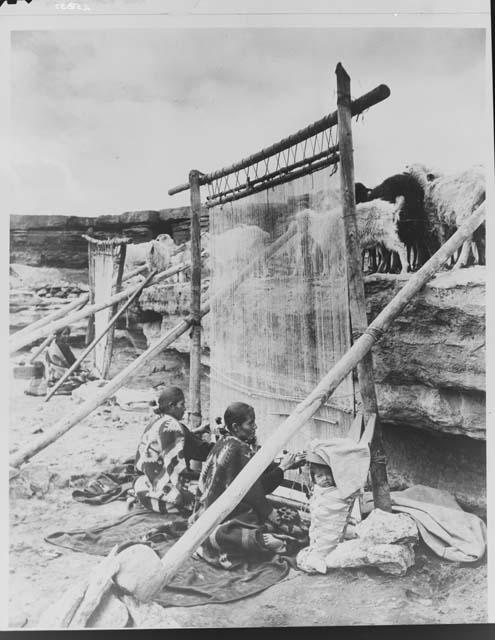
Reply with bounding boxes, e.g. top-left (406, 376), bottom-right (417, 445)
top-left (388, 485), bottom-right (487, 563)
